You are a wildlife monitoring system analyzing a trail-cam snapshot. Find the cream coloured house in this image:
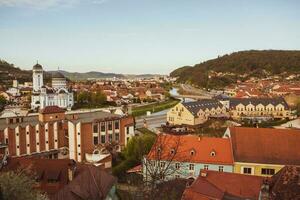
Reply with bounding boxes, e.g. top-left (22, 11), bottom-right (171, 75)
top-left (167, 99), bottom-right (228, 126)
top-left (228, 97), bottom-right (295, 120)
